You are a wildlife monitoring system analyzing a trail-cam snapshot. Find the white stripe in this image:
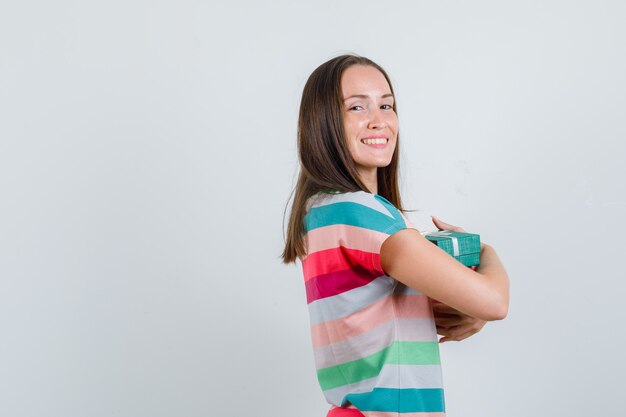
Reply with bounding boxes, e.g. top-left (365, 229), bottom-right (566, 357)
top-left (394, 282), bottom-right (421, 295)
top-left (308, 276), bottom-right (396, 325)
top-left (308, 279), bottom-right (424, 326)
